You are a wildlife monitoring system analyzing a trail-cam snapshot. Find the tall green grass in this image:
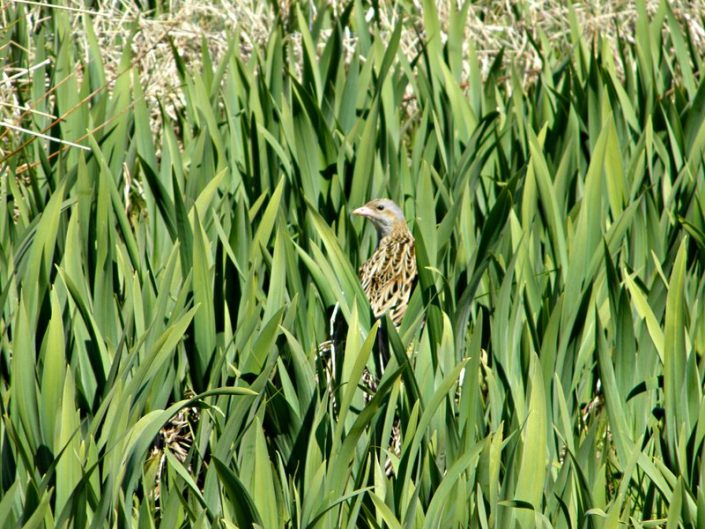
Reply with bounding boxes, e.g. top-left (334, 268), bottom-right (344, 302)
top-left (1, 0), bottom-right (705, 527)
